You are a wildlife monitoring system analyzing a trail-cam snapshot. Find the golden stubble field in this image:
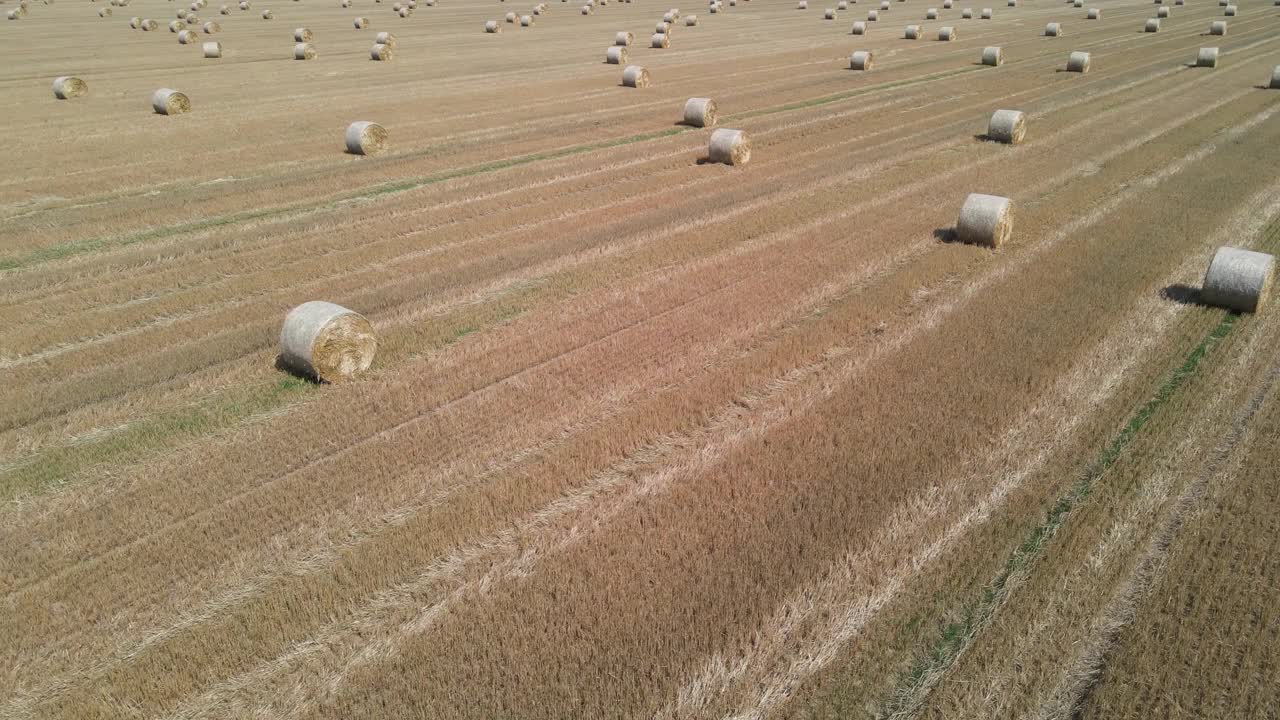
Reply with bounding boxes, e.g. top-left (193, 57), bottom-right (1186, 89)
top-left (1, 0), bottom-right (1279, 716)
